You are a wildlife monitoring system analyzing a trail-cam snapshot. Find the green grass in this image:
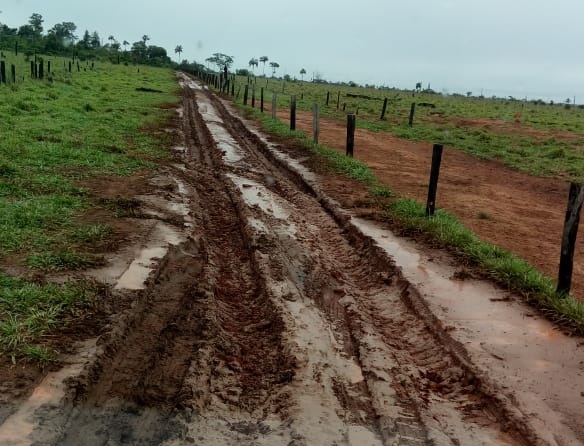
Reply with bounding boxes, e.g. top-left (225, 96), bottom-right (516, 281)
top-left (240, 103), bottom-right (584, 334)
top-left (227, 75), bottom-right (584, 182)
top-left (0, 52), bottom-right (178, 361)
top-left (0, 274), bottom-right (97, 363)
